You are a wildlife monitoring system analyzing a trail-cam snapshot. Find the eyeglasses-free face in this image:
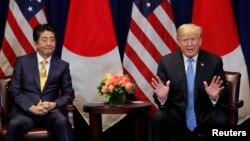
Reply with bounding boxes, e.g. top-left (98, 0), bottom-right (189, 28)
top-left (177, 35), bottom-right (202, 58)
top-left (179, 37), bottom-right (201, 45)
